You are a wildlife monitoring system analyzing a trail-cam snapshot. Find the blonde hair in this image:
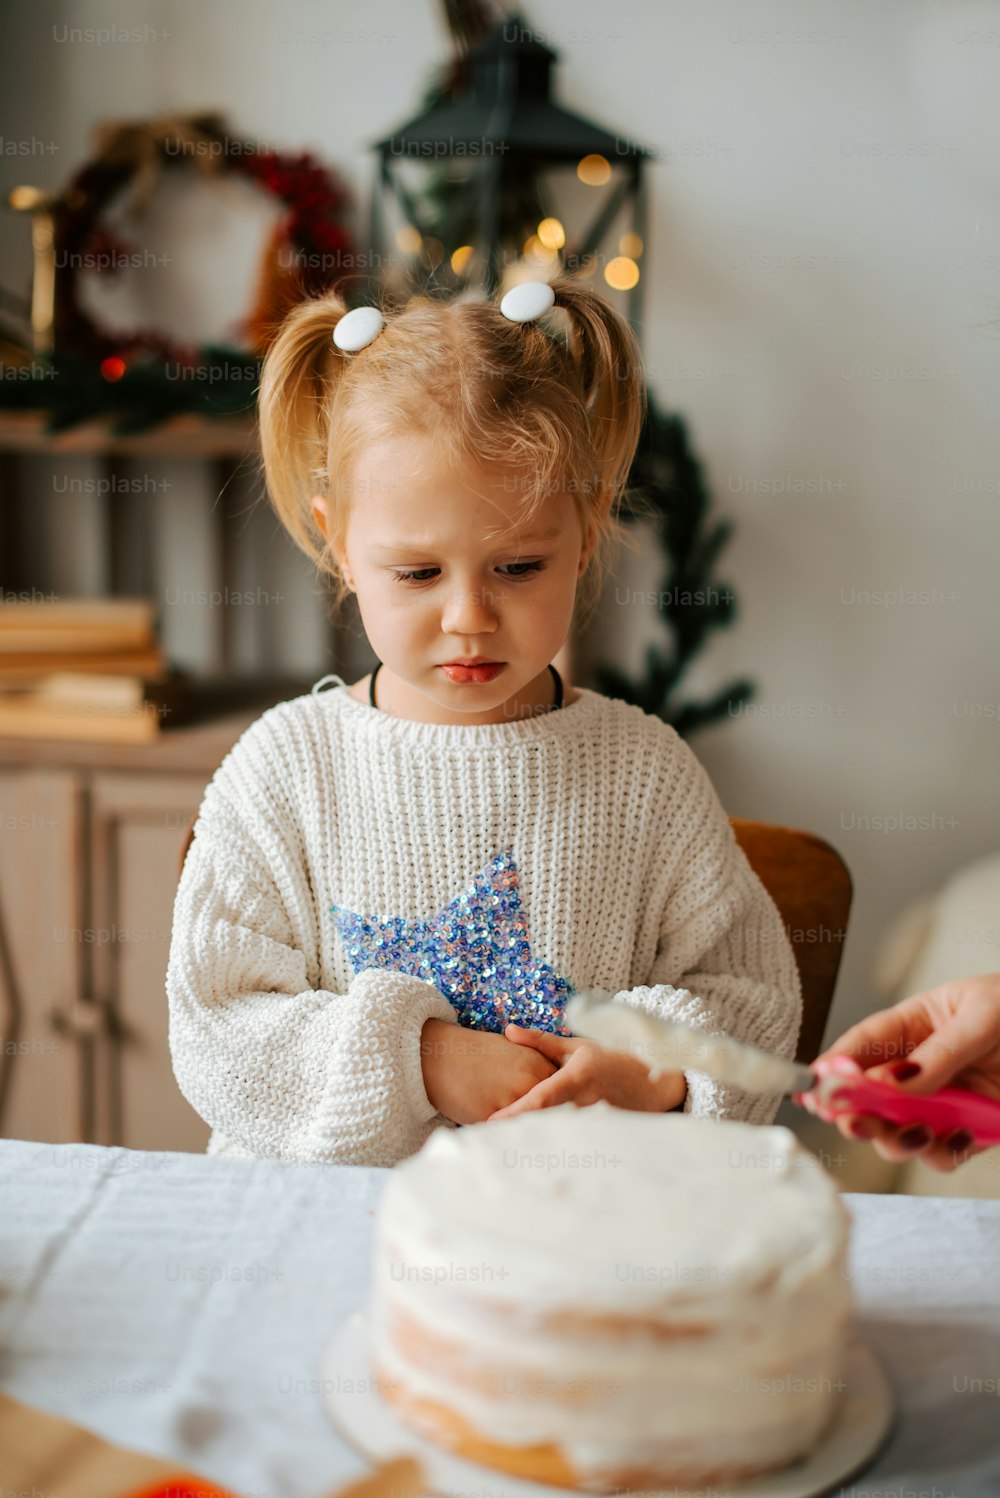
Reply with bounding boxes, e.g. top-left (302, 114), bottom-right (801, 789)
top-left (256, 277), bottom-right (649, 626)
